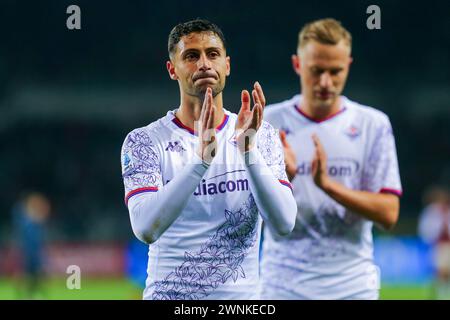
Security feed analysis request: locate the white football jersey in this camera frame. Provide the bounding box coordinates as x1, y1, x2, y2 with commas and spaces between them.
261, 94, 402, 300
121, 108, 290, 300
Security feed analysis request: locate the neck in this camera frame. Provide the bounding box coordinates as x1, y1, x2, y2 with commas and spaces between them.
176, 91, 225, 129
300, 95, 342, 121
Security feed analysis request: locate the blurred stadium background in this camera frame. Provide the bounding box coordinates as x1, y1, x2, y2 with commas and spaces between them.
0, 0, 449, 299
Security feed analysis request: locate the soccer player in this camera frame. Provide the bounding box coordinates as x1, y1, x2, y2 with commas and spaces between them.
12, 192, 51, 299
418, 186, 450, 299
120, 19, 296, 300
260, 18, 402, 300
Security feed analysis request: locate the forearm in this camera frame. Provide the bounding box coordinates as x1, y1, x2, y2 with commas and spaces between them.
127, 157, 209, 244
321, 179, 400, 230
242, 148, 297, 236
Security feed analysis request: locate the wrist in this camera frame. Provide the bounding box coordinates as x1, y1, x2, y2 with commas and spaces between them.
286, 165, 297, 180
241, 143, 254, 154
319, 177, 334, 194
194, 150, 211, 168
242, 147, 261, 166
235, 129, 257, 154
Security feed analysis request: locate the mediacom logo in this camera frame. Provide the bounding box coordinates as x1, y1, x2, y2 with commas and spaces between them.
297, 158, 360, 177
165, 171, 249, 196
194, 178, 249, 196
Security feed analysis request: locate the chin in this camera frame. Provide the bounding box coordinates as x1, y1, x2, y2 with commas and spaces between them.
193, 85, 210, 95
191, 85, 219, 98
207, 84, 225, 97
314, 99, 333, 109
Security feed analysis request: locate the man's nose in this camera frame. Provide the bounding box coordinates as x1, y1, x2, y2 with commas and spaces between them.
319, 72, 333, 88
198, 53, 212, 71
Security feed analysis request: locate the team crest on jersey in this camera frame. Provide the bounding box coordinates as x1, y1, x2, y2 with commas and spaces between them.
165, 141, 186, 153
280, 127, 291, 135
345, 125, 361, 139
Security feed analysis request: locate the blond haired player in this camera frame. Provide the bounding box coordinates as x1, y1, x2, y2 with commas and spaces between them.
260, 18, 402, 300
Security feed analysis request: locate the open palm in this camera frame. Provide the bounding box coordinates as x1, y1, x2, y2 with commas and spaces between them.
235, 82, 266, 152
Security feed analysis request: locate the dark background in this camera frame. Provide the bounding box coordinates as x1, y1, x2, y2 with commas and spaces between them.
0, 0, 449, 242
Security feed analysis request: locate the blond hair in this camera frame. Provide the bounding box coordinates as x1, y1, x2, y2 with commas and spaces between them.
298, 18, 352, 51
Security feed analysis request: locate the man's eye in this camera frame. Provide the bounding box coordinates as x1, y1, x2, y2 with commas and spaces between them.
185, 53, 198, 60
209, 52, 219, 58
331, 69, 342, 76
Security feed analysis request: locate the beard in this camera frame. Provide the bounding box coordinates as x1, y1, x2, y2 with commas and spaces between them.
187, 79, 226, 99
310, 88, 341, 109
314, 96, 336, 109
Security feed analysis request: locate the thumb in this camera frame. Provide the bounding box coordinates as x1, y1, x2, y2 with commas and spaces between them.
312, 147, 320, 167
311, 154, 318, 173
280, 130, 289, 148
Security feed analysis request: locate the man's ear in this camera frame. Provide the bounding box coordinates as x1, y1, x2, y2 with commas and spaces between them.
166, 60, 178, 80
225, 56, 231, 76
291, 54, 301, 76
349, 56, 353, 66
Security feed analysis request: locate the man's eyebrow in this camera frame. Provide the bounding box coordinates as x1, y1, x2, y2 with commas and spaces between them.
205, 46, 223, 51
180, 47, 224, 58
182, 46, 223, 53
181, 48, 200, 54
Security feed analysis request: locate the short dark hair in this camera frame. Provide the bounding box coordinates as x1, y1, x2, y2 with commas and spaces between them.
168, 19, 227, 57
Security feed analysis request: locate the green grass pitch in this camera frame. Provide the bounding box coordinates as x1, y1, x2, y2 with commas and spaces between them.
0, 277, 434, 300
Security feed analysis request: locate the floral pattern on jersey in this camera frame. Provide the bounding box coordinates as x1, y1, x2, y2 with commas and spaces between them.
257, 122, 288, 181
285, 202, 363, 260
152, 194, 259, 300
121, 128, 162, 193
361, 120, 400, 193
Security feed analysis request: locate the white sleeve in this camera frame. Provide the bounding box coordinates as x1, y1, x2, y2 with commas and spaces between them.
241, 124, 297, 236
362, 116, 402, 196
121, 128, 208, 244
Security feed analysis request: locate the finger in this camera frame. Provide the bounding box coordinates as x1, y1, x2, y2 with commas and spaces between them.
314, 145, 326, 174
312, 134, 326, 158
207, 105, 216, 130
254, 81, 266, 108
209, 107, 216, 145
201, 103, 209, 134
258, 103, 263, 127
207, 87, 213, 109
313, 145, 323, 166
280, 130, 288, 147
200, 87, 211, 129
311, 141, 319, 159
207, 90, 215, 127
252, 89, 260, 109
312, 133, 323, 148
251, 103, 260, 129
311, 154, 318, 172
252, 90, 264, 127
312, 133, 319, 147
200, 106, 207, 133
241, 90, 251, 113
312, 134, 321, 153
201, 87, 211, 112
203, 106, 214, 142
315, 148, 322, 166
206, 93, 214, 130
